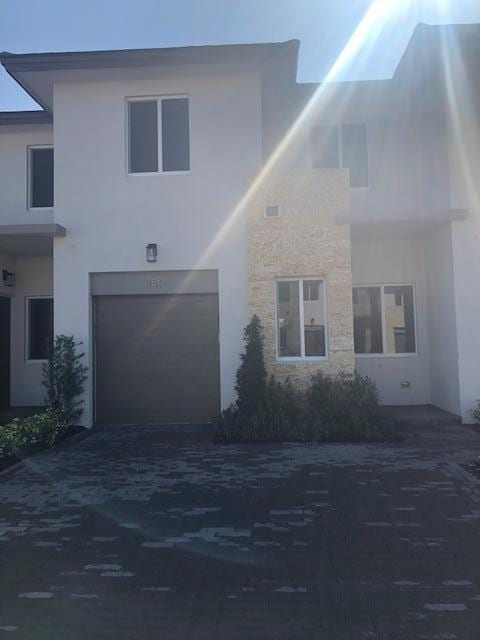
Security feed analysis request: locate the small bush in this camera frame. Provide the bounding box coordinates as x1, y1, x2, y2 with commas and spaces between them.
472, 401, 480, 424
214, 318, 400, 444
43, 335, 88, 425
0, 410, 67, 466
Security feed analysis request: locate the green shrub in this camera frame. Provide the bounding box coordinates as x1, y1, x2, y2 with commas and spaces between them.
235, 315, 267, 416
42, 335, 88, 425
0, 410, 67, 464
214, 318, 399, 444
306, 372, 392, 442
472, 401, 480, 424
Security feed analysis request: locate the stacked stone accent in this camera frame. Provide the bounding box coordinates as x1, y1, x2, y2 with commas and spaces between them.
247, 169, 354, 387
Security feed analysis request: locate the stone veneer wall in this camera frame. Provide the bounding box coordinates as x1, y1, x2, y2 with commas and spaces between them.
247, 170, 354, 387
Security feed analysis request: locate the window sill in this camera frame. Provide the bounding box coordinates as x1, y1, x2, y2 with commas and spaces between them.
277, 356, 329, 363
26, 359, 48, 365
355, 353, 418, 359
28, 206, 54, 211
127, 171, 191, 177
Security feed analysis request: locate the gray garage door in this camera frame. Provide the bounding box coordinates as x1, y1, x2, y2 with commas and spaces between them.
94, 293, 220, 425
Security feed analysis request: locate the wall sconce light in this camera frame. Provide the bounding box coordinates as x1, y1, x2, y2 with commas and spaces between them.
2, 270, 15, 287
146, 243, 158, 263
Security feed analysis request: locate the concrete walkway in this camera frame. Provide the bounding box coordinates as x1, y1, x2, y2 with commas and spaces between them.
0, 423, 479, 639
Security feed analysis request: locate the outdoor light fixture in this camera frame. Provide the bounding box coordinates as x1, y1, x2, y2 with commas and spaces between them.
146, 243, 158, 263
2, 270, 15, 287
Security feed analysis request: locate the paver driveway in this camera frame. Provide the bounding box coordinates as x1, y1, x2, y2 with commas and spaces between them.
1, 424, 480, 639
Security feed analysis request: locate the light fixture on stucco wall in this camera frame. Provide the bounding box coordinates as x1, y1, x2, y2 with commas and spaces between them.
146, 243, 158, 263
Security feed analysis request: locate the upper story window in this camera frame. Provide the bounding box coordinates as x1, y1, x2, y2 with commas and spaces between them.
127, 97, 190, 174
29, 146, 54, 208
311, 122, 369, 188
352, 284, 416, 356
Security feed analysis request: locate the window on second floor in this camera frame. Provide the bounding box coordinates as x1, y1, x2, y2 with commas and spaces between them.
311, 122, 369, 188
127, 97, 190, 174
29, 146, 54, 208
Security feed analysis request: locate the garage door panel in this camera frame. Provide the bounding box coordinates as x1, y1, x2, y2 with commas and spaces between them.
94, 293, 220, 425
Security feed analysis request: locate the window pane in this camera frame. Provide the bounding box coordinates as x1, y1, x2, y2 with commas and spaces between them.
28, 299, 53, 360
277, 281, 301, 357
162, 98, 190, 172
129, 100, 158, 173
353, 287, 383, 354
311, 124, 340, 169
304, 280, 326, 356
341, 123, 369, 188
31, 148, 54, 208
384, 286, 416, 353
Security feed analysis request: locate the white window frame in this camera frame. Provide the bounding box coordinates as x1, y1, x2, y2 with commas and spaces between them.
25, 295, 53, 364
353, 283, 418, 359
27, 145, 54, 210
275, 277, 329, 362
126, 95, 191, 176
311, 121, 370, 190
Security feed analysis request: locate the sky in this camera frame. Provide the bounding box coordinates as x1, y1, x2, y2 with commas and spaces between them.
1, 0, 480, 111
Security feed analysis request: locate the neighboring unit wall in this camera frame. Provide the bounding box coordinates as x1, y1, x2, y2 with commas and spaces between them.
0, 125, 53, 224
247, 170, 354, 386
10, 257, 53, 406
52, 70, 263, 426
352, 237, 430, 405
425, 223, 460, 416
448, 108, 480, 422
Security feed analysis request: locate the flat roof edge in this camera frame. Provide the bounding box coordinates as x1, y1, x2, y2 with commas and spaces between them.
0, 110, 52, 126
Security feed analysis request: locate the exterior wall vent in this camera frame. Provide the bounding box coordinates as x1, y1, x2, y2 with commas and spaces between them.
265, 205, 280, 218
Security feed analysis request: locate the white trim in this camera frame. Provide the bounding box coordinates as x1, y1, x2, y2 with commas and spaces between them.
353, 283, 418, 358
126, 95, 191, 176
27, 145, 54, 210
25, 295, 53, 364
275, 277, 329, 363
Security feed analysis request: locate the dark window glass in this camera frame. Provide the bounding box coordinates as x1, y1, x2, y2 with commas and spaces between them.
277, 281, 301, 357
353, 287, 383, 354
30, 148, 54, 208
311, 124, 340, 169
162, 98, 190, 172
341, 122, 369, 188
129, 101, 158, 173
303, 280, 325, 357
384, 285, 416, 353
28, 298, 53, 360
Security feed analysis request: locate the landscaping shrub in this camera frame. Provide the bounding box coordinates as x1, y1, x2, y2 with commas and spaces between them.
235, 315, 267, 416
43, 335, 88, 425
214, 318, 400, 444
0, 410, 67, 467
472, 401, 480, 424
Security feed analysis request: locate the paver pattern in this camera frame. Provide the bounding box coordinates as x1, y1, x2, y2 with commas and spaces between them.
0, 423, 480, 639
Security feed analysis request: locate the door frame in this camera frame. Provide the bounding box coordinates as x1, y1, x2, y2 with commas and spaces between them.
0, 296, 12, 409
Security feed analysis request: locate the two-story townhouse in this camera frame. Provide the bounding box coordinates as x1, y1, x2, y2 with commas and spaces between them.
0, 23, 478, 427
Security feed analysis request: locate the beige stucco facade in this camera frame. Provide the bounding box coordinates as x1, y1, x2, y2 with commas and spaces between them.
247, 169, 354, 387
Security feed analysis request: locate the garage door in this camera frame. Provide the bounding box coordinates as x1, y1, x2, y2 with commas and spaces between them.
94, 293, 220, 425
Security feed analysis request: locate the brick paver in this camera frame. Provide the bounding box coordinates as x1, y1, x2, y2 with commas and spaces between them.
0, 424, 479, 639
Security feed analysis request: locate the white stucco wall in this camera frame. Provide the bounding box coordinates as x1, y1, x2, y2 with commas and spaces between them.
10, 256, 53, 406
424, 223, 461, 416
352, 237, 431, 405
52, 69, 263, 426
0, 125, 53, 224
446, 70, 480, 423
